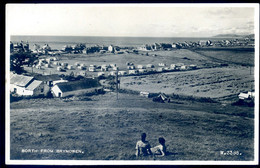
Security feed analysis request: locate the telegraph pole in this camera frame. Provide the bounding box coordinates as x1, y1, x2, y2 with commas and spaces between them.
119, 76, 120, 89
116, 69, 119, 100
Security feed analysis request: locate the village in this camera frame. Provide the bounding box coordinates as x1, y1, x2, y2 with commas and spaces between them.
9, 37, 255, 105
7, 5, 257, 162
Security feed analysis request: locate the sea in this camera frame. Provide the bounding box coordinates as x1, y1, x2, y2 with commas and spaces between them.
10, 35, 234, 50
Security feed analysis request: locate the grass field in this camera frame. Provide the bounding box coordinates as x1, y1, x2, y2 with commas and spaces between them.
10, 92, 254, 160
191, 49, 255, 66
120, 66, 254, 99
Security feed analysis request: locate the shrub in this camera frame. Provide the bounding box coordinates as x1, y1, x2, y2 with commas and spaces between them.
232, 99, 254, 107
171, 93, 217, 103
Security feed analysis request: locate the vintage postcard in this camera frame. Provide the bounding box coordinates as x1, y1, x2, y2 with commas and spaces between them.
5, 3, 259, 165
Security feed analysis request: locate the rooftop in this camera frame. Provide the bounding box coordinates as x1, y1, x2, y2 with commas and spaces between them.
33, 74, 61, 81
26, 80, 42, 91
56, 78, 101, 92
10, 74, 34, 87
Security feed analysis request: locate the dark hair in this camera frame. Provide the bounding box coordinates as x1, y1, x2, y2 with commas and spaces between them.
141, 133, 146, 141
158, 137, 165, 145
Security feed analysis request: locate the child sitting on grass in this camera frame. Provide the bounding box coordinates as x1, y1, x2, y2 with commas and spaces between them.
151, 137, 167, 157
135, 133, 152, 157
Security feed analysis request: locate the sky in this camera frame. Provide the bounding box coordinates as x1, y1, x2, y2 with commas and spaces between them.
6, 4, 257, 37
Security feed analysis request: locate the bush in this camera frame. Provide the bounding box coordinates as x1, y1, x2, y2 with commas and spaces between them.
232, 99, 254, 107
10, 94, 23, 102
46, 91, 54, 98
171, 93, 217, 103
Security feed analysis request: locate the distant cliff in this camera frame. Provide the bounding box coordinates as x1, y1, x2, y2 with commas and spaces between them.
213, 34, 254, 38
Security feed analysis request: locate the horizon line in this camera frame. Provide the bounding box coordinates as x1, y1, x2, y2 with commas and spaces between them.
10, 34, 254, 38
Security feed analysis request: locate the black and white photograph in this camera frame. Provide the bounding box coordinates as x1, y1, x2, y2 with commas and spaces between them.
5, 3, 259, 165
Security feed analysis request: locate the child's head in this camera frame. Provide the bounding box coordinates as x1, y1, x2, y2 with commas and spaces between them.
141, 133, 146, 141
158, 137, 165, 145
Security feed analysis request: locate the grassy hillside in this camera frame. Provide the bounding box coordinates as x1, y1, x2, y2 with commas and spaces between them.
10, 92, 254, 160
120, 66, 254, 99
191, 49, 255, 66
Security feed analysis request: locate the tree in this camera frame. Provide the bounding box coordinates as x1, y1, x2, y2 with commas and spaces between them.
74, 43, 86, 51
10, 52, 36, 74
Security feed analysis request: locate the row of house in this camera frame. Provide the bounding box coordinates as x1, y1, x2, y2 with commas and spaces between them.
34, 57, 59, 69
127, 62, 196, 71
11, 35, 255, 55
137, 37, 255, 51
10, 73, 102, 98
95, 63, 196, 77
60, 44, 121, 54
138, 41, 212, 50
138, 43, 173, 51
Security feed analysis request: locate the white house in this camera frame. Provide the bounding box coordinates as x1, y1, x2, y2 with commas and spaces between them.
138, 69, 147, 73
238, 92, 255, 100
146, 64, 154, 68
170, 64, 176, 70
98, 72, 105, 77
67, 65, 74, 70
45, 64, 51, 68
118, 71, 127, 76
137, 65, 145, 69
79, 71, 87, 77
129, 70, 138, 75
10, 74, 33, 95
36, 65, 42, 69
108, 45, 115, 52
10, 74, 47, 96
113, 67, 119, 71
158, 63, 166, 67
127, 65, 135, 70
172, 43, 178, 48
140, 91, 150, 98
61, 62, 68, 66
180, 65, 187, 70
189, 64, 197, 70
157, 67, 164, 72
89, 66, 96, 72
23, 80, 45, 96
108, 45, 120, 53
53, 61, 59, 65
78, 66, 86, 70
80, 63, 85, 67
51, 79, 102, 97
164, 67, 170, 71
109, 71, 117, 76
110, 64, 116, 68
57, 66, 63, 71
176, 63, 184, 67
52, 57, 58, 61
